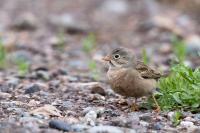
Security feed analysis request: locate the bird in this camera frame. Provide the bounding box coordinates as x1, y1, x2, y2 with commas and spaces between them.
102, 47, 161, 112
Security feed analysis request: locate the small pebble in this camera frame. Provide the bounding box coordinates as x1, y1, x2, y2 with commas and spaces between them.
84, 110, 97, 126
91, 86, 106, 96
6, 78, 19, 89
184, 116, 196, 122
35, 70, 50, 80
167, 112, 175, 121
139, 113, 152, 122
153, 122, 163, 130
24, 84, 41, 94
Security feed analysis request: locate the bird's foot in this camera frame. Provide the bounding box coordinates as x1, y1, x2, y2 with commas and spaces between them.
153, 106, 161, 113
152, 95, 161, 113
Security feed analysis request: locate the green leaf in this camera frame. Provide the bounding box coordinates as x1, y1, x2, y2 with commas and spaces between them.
142, 48, 148, 65
172, 93, 182, 104
172, 111, 181, 126
155, 64, 200, 111
82, 33, 96, 53
0, 38, 7, 69
171, 35, 186, 63
192, 103, 199, 108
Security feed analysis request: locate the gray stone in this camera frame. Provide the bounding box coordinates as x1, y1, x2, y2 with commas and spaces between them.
20, 112, 30, 117
152, 122, 163, 130
83, 107, 105, 116
49, 119, 72, 132
61, 101, 74, 109
35, 70, 50, 80
24, 84, 41, 94
6, 77, 19, 89
0, 84, 10, 93
111, 113, 140, 128
139, 113, 152, 122
67, 76, 79, 82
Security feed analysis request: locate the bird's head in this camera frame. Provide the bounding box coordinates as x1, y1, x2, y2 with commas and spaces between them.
102, 47, 136, 69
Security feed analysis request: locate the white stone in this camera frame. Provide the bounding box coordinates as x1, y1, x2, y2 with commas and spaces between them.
167, 111, 175, 121
180, 121, 195, 128
84, 110, 97, 126
140, 121, 149, 127
101, 0, 128, 14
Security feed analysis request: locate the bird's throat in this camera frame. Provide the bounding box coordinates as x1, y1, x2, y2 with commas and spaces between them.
109, 61, 114, 67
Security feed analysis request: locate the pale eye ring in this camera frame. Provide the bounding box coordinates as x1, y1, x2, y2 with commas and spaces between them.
114, 54, 120, 59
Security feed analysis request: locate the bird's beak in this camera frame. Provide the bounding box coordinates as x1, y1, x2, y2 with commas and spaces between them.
102, 55, 112, 61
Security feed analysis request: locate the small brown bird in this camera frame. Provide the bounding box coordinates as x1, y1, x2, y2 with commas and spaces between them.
102, 47, 161, 112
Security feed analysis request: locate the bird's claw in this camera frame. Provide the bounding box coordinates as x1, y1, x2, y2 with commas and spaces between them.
153, 106, 161, 113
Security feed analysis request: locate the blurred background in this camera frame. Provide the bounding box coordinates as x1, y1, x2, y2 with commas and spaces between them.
0, 0, 199, 81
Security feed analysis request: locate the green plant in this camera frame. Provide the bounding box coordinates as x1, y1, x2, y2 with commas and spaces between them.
0, 38, 6, 69
156, 64, 200, 111
56, 32, 65, 51
172, 111, 182, 126
15, 59, 29, 76
88, 59, 100, 80
142, 48, 148, 65
82, 33, 99, 80
171, 35, 186, 63
82, 33, 96, 53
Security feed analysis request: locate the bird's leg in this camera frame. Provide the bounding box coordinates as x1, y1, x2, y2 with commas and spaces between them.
152, 95, 160, 112
131, 98, 139, 111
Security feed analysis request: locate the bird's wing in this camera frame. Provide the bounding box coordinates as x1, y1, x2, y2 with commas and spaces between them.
135, 61, 162, 79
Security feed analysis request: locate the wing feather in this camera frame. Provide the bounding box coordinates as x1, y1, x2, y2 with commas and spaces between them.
135, 61, 161, 79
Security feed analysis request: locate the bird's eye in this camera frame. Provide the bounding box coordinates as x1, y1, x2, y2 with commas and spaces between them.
114, 54, 120, 59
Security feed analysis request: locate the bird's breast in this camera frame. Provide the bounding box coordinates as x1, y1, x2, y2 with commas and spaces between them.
107, 67, 155, 98
107, 68, 127, 83
107, 68, 129, 95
